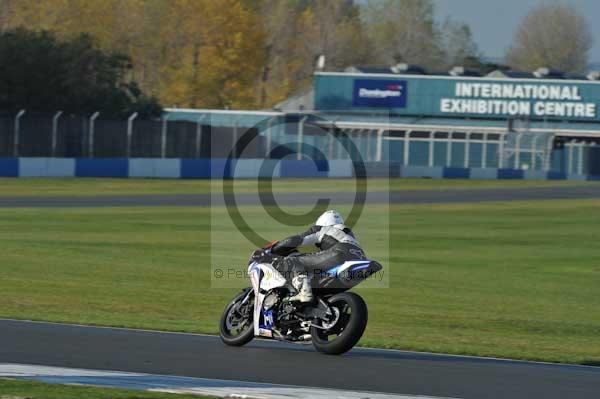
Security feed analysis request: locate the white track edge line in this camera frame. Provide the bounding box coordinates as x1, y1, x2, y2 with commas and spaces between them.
0, 363, 455, 399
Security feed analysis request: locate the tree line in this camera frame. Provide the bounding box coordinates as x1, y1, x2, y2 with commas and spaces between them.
0, 0, 593, 114
0, 29, 162, 117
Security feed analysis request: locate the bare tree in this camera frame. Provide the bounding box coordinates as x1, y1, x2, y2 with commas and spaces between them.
297, 0, 370, 73
256, 0, 371, 106
439, 17, 480, 69
506, 3, 592, 74
258, 0, 305, 106
363, 0, 443, 69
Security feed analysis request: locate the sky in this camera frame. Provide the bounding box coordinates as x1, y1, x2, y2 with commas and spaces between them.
434, 0, 600, 65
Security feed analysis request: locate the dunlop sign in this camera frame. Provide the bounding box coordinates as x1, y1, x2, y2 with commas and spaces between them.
440, 82, 597, 118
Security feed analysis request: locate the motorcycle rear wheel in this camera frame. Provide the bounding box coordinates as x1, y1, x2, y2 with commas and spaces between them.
220, 289, 255, 347
310, 292, 368, 355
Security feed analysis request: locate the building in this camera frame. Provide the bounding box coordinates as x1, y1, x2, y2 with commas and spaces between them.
167, 66, 600, 179
5, 66, 600, 179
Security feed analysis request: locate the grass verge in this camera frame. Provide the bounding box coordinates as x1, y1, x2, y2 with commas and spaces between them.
0, 177, 592, 197
0, 378, 214, 399
0, 200, 599, 364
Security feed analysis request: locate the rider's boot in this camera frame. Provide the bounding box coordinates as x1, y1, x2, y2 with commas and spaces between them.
289, 274, 314, 303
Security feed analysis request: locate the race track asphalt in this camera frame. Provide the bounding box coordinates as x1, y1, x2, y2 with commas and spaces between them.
1, 184, 600, 207
1, 319, 599, 399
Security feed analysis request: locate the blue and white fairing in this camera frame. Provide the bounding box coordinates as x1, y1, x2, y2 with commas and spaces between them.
248, 257, 380, 338
248, 259, 287, 338
325, 260, 373, 277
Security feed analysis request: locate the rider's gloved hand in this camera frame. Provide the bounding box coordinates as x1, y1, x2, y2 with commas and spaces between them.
251, 249, 274, 264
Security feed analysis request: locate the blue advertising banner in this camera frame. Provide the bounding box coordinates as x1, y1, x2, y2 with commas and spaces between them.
352, 79, 408, 108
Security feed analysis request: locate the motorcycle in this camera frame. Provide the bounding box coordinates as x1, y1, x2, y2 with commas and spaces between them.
219, 243, 383, 355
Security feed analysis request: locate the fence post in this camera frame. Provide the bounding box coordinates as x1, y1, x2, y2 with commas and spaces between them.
195, 115, 206, 158
161, 114, 170, 158
360, 129, 368, 161
13, 109, 26, 157
531, 134, 540, 170
89, 112, 100, 158
265, 117, 274, 159
337, 129, 345, 160
544, 136, 553, 172
577, 142, 584, 175
328, 128, 335, 160
514, 133, 522, 169
428, 131, 435, 167
354, 129, 363, 161
567, 141, 574, 175
464, 132, 471, 168
353, 129, 360, 161
52, 111, 63, 157
446, 132, 453, 167
296, 116, 308, 161
403, 130, 412, 166
233, 117, 240, 159
126, 112, 138, 158
498, 133, 505, 169
376, 129, 383, 162
347, 130, 355, 161
365, 130, 373, 162
481, 133, 488, 168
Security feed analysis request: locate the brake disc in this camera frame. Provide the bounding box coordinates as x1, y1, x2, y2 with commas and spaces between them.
320, 307, 340, 330
226, 304, 246, 330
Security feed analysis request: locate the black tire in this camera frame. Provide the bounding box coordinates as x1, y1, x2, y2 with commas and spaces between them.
311, 292, 368, 355
219, 289, 255, 347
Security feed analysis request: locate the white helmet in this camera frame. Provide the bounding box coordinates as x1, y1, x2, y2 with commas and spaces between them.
315, 210, 344, 227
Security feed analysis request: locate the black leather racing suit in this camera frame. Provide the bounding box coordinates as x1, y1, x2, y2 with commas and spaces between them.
271, 224, 366, 279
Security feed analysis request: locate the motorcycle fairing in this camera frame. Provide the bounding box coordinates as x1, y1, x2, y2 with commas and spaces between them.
248, 261, 287, 337
247, 258, 382, 339
325, 260, 373, 277
320, 259, 383, 289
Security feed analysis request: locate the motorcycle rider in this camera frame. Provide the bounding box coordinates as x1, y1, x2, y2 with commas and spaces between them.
267, 210, 366, 303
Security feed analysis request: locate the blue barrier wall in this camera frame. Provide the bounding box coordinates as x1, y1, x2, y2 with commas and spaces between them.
2, 157, 600, 180
129, 159, 180, 178
0, 158, 19, 177
76, 158, 129, 178
280, 159, 329, 178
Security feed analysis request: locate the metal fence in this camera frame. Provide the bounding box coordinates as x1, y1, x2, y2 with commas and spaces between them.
0, 110, 265, 159
310, 120, 599, 175
1, 109, 598, 176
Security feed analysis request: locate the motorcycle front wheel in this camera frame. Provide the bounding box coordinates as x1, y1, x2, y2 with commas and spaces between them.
311, 292, 368, 355
219, 289, 255, 346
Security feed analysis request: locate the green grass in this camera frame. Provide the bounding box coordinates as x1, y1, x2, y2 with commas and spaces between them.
0, 177, 592, 197
0, 378, 214, 399
1, 199, 599, 364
